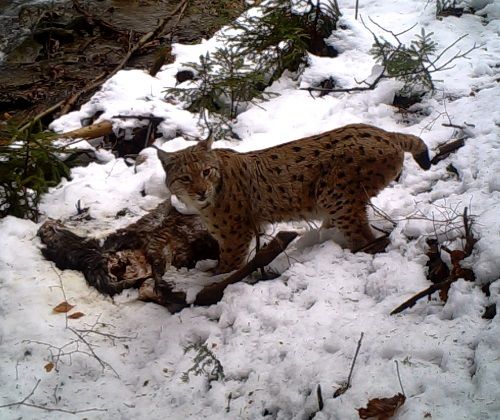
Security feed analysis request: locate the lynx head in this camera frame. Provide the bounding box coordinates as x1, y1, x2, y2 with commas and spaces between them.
156, 137, 221, 210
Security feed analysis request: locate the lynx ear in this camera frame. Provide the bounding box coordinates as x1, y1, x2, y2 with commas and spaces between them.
198, 129, 214, 151
153, 146, 173, 170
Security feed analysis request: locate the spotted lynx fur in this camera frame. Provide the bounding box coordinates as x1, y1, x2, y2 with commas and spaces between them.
157, 123, 431, 273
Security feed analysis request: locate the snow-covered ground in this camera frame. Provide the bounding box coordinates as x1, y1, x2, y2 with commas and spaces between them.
1, 0, 499, 418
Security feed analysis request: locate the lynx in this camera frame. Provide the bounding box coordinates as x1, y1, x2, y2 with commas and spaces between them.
157, 123, 431, 273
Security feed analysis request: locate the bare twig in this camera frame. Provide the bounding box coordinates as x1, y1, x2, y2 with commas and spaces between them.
67, 327, 120, 378
60, 72, 107, 116
395, 361, 405, 396
74, 327, 137, 343
427, 35, 476, 72
60, 0, 190, 115
392, 206, 477, 315
368, 17, 418, 38
442, 123, 465, 129
0, 379, 107, 414
390, 278, 455, 315
52, 383, 60, 405
367, 200, 477, 244
17, 100, 66, 133
301, 69, 385, 94
50, 264, 69, 328
113, 115, 164, 123
254, 231, 268, 279
347, 332, 364, 387
24, 310, 132, 377
333, 332, 364, 398
0, 379, 41, 409
462, 206, 476, 254
317, 384, 324, 410
306, 383, 324, 419
301, 19, 479, 96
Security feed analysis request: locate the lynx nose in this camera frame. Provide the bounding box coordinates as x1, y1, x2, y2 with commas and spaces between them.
197, 191, 207, 201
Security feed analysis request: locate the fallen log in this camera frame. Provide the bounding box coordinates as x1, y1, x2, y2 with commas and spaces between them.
193, 231, 298, 306
60, 120, 113, 140
430, 138, 465, 165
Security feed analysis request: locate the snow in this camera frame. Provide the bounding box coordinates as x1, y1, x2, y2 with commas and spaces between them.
1, 0, 499, 419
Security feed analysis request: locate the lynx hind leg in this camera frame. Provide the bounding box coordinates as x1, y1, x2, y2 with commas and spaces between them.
214, 228, 253, 274
319, 191, 378, 252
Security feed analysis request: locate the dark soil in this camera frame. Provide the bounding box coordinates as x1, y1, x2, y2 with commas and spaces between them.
0, 0, 245, 126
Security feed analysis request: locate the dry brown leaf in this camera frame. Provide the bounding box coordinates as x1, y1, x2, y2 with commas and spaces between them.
68, 311, 85, 319
52, 301, 74, 313
44, 362, 54, 372
358, 393, 406, 419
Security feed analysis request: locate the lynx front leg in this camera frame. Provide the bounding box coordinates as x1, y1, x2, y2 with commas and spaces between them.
214, 228, 253, 274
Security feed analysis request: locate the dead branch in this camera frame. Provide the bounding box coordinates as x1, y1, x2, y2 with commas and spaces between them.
67, 327, 120, 378
390, 278, 455, 315
17, 99, 67, 133
333, 332, 364, 398
0, 379, 107, 414
317, 384, 324, 410
60, 120, 113, 139
462, 207, 477, 255
74, 326, 137, 344
391, 206, 477, 314
193, 231, 298, 306
254, 230, 268, 279
59, 115, 164, 141
24, 309, 131, 377
354, 235, 390, 254
72, 0, 131, 38
430, 138, 466, 164
59, 0, 190, 115
113, 115, 164, 123
301, 69, 385, 94
442, 123, 466, 129
59, 71, 107, 116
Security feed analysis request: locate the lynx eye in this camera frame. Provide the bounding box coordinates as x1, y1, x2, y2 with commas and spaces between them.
202, 168, 212, 178
178, 175, 192, 183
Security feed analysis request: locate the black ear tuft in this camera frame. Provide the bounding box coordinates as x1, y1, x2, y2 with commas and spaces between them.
198, 129, 214, 151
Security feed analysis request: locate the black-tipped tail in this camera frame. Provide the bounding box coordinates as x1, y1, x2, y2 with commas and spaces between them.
392, 132, 432, 171
415, 150, 431, 170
